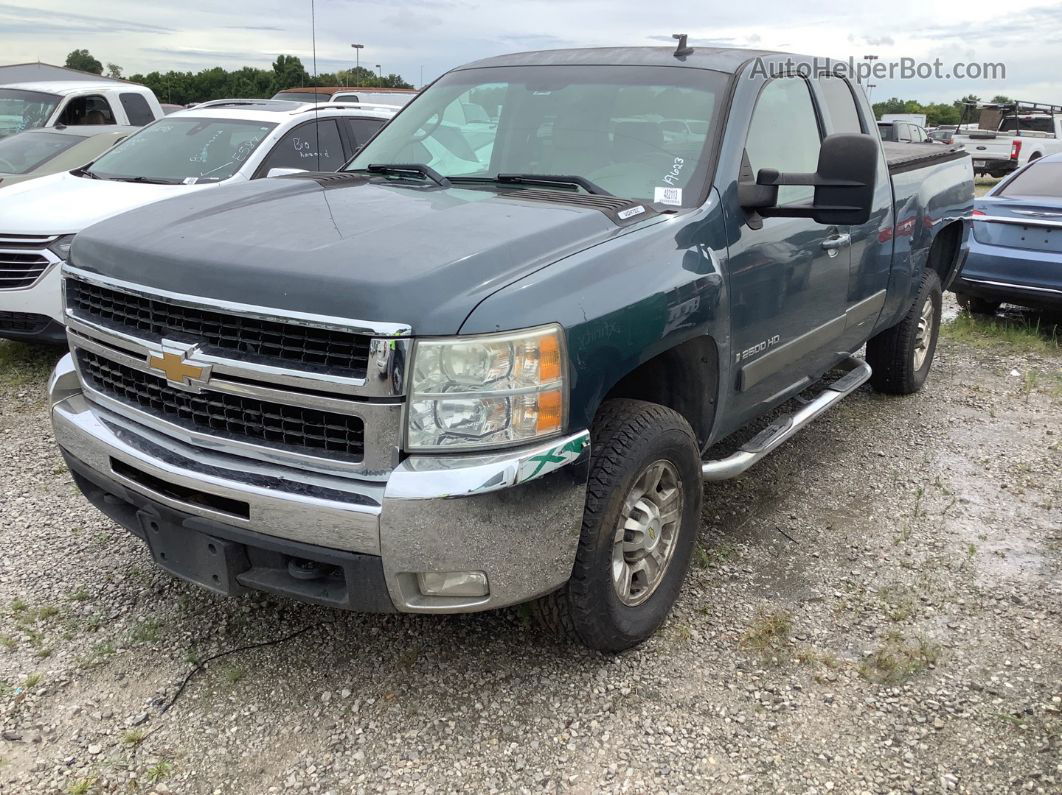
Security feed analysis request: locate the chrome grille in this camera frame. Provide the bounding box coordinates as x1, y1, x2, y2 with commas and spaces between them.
67, 278, 372, 377
0, 234, 57, 290
77, 349, 366, 461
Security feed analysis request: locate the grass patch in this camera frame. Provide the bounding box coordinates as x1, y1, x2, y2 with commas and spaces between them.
77, 641, 116, 670
21, 672, 41, 689
879, 584, 918, 622
859, 630, 941, 684
0, 341, 60, 389
121, 729, 146, 747
693, 540, 738, 570
129, 619, 162, 644
68, 778, 95, 795
740, 607, 793, 662
221, 664, 244, 685
942, 312, 1060, 355
146, 761, 173, 784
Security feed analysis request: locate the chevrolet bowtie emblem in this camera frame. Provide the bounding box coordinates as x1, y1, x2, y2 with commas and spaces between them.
147, 347, 211, 390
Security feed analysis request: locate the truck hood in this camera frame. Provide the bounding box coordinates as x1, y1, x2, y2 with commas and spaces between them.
0, 171, 213, 236
72, 176, 638, 334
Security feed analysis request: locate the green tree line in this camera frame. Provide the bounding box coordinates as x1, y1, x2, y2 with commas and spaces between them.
65, 49, 412, 105
872, 94, 1014, 126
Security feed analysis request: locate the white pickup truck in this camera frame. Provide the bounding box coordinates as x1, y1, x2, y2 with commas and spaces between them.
0, 82, 164, 140
952, 102, 1062, 178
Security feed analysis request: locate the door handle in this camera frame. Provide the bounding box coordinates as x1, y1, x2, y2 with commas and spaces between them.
821, 233, 852, 255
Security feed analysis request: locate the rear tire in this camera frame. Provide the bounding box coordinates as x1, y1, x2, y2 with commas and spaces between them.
956, 293, 1001, 316
866, 269, 942, 395
532, 399, 702, 652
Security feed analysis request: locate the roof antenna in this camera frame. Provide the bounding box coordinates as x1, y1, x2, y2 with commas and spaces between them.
672, 33, 694, 59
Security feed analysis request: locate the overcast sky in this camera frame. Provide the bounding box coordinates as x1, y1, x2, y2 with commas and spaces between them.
2, 0, 1059, 103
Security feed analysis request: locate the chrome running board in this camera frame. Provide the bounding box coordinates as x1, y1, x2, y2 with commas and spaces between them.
702, 356, 872, 481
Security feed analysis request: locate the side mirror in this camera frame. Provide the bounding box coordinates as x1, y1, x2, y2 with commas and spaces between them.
739, 133, 879, 227
266, 167, 308, 178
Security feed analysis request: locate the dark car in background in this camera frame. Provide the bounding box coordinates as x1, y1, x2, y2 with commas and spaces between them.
0, 125, 133, 187
953, 153, 1062, 313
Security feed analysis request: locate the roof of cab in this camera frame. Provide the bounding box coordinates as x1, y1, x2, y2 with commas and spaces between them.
458, 46, 794, 74
1, 81, 151, 96
172, 101, 397, 124
15, 124, 138, 138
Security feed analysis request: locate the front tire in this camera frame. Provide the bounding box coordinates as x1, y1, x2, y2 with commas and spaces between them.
866, 269, 942, 395
533, 400, 702, 652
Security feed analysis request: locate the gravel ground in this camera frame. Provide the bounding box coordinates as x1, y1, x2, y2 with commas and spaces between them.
0, 300, 1059, 794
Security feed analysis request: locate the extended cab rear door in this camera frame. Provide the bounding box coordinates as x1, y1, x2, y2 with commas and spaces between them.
812, 75, 894, 351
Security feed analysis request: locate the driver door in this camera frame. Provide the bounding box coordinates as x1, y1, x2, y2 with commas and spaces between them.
724, 76, 851, 423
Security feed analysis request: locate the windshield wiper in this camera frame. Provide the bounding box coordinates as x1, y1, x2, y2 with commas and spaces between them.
495, 174, 613, 196
364, 163, 451, 187
71, 167, 101, 180
105, 175, 184, 185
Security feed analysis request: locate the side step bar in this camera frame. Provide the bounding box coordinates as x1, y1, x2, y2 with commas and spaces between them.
702, 356, 872, 481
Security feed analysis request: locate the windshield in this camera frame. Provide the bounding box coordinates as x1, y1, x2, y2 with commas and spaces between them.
0, 89, 60, 139
345, 65, 727, 206
0, 131, 84, 174
86, 117, 276, 183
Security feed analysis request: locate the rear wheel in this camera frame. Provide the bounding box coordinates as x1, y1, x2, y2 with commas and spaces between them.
866, 269, 942, 395
533, 399, 702, 652
956, 293, 1001, 316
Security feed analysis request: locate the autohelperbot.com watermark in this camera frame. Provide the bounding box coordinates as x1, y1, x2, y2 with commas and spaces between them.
749, 56, 1006, 81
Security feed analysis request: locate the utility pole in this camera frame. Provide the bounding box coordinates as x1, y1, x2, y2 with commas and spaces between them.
376, 64, 382, 82
351, 43, 363, 85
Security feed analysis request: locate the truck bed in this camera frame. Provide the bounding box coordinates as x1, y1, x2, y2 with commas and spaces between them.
883, 142, 969, 174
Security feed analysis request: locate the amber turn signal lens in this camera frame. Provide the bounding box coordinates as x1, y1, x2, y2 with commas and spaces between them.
536, 389, 563, 433
538, 333, 562, 382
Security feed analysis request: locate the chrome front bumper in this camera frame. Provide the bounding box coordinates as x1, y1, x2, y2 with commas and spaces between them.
49, 354, 590, 613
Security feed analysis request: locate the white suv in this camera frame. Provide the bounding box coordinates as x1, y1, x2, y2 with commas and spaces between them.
0, 100, 395, 343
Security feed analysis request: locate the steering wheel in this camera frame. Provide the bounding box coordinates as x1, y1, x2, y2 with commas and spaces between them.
0, 157, 17, 172
410, 110, 444, 142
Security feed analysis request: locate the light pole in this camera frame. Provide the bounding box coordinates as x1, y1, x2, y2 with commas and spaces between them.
376, 64, 382, 81
351, 43, 363, 85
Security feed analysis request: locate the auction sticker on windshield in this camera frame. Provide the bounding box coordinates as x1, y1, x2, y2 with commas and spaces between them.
655, 186, 682, 205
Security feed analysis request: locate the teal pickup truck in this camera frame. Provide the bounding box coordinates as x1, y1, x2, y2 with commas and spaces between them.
48, 41, 973, 651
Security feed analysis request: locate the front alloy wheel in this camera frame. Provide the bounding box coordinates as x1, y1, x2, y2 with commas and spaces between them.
612, 460, 684, 606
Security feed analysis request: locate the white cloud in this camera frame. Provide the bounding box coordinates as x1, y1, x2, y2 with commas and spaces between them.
0, 0, 1058, 101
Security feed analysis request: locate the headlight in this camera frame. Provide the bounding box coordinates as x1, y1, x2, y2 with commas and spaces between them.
47, 234, 76, 260
406, 324, 566, 451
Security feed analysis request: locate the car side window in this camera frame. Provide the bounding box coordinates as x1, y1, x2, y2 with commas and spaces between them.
119, 93, 154, 126
260, 119, 346, 173
345, 118, 385, 149
58, 95, 116, 126
746, 77, 821, 205
897, 123, 913, 143
914, 126, 928, 142
818, 76, 863, 133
